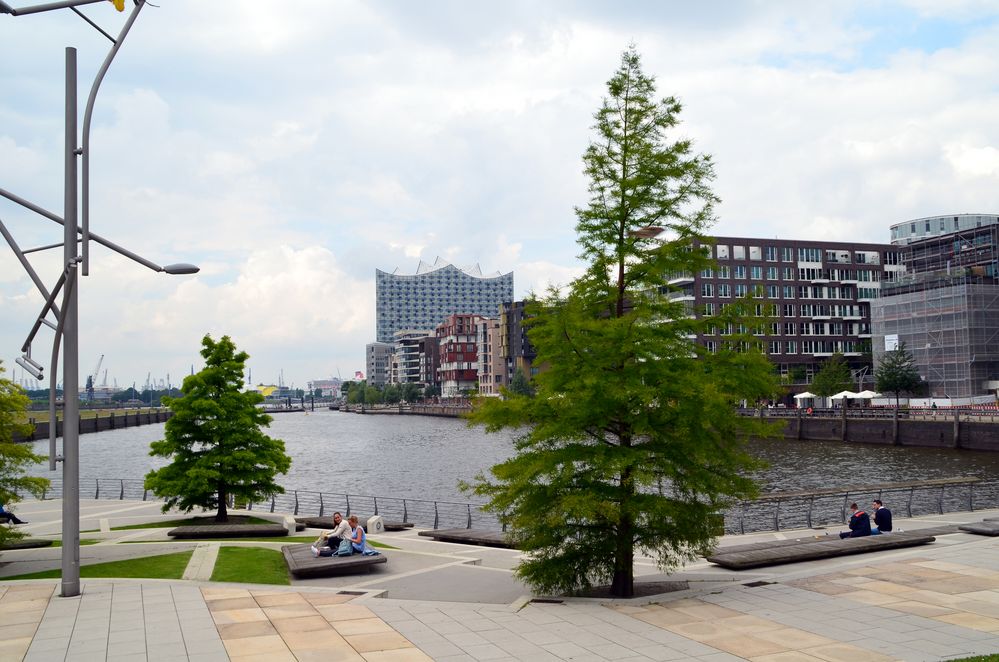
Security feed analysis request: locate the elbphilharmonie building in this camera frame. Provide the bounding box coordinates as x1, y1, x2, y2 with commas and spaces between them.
375, 258, 514, 343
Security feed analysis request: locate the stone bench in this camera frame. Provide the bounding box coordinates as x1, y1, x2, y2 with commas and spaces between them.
417, 528, 516, 549
168, 524, 289, 539
295, 516, 411, 532
706, 531, 936, 570
282, 543, 386, 578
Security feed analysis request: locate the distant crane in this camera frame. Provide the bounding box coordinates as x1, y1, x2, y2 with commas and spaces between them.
85, 354, 103, 401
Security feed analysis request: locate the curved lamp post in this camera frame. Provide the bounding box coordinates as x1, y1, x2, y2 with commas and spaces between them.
0, 0, 197, 598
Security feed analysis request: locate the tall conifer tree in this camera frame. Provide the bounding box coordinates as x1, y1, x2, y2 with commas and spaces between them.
468, 48, 778, 598
145, 335, 291, 522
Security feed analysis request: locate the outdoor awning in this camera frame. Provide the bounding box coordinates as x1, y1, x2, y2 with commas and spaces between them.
829, 390, 860, 400
855, 390, 881, 399
793, 392, 817, 399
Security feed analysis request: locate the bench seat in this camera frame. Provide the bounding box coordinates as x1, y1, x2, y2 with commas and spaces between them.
706, 531, 936, 570
282, 543, 386, 578
959, 521, 999, 536
417, 529, 516, 549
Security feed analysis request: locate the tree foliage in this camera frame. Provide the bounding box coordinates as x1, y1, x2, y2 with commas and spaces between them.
876, 342, 922, 407
810, 353, 853, 399
145, 335, 291, 522
508, 368, 534, 397
0, 361, 49, 546
466, 48, 779, 598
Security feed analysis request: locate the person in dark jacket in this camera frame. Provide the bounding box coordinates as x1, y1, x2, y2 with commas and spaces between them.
871, 500, 893, 534
839, 503, 871, 538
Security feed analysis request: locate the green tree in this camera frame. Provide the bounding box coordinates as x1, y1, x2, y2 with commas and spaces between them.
400, 383, 422, 403
811, 353, 853, 401
364, 385, 383, 404
383, 384, 402, 404
466, 48, 778, 598
423, 384, 440, 399
145, 335, 291, 522
876, 342, 922, 408
0, 361, 50, 546
508, 368, 534, 397
346, 380, 365, 404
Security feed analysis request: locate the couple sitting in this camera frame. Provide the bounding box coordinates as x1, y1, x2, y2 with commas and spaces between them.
311, 512, 378, 557
839, 500, 893, 538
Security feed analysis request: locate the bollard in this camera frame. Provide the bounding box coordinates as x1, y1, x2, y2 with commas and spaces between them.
773, 499, 781, 531
142, 489, 147, 501
907, 487, 914, 518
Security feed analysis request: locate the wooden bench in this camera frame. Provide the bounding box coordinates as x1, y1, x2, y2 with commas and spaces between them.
296, 517, 411, 532
706, 531, 936, 570
282, 543, 386, 578
959, 521, 999, 536
417, 528, 516, 549
168, 524, 289, 539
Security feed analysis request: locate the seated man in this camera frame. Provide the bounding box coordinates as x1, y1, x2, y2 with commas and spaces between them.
312, 511, 351, 557
871, 499, 893, 534
0, 504, 26, 525
839, 502, 871, 539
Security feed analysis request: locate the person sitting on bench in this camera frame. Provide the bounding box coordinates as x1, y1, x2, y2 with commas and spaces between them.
839, 503, 871, 538
348, 515, 366, 554
311, 511, 351, 557
871, 499, 893, 534
0, 504, 26, 525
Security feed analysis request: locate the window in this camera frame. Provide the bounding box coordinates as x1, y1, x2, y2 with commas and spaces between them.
765, 246, 778, 262
703, 303, 715, 315
734, 266, 747, 279
766, 285, 779, 298
769, 341, 781, 354
766, 266, 778, 280
798, 247, 822, 262
783, 322, 796, 335
751, 266, 763, 280
749, 246, 762, 260
783, 285, 795, 299
733, 245, 746, 259
716, 245, 730, 259
700, 283, 714, 297
735, 284, 747, 297
785, 341, 797, 354
783, 267, 794, 280
700, 268, 714, 278
718, 284, 731, 298
717, 265, 730, 279
782, 303, 795, 317
781, 247, 794, 262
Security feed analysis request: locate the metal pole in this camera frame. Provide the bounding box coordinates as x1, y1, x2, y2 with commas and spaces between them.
61, 46, 81, 599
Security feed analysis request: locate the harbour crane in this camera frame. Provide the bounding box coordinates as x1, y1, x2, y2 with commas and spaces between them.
85, 354, 103, 402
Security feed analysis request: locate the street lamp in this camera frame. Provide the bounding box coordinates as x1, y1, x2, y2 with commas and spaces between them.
1, 0, 197, 598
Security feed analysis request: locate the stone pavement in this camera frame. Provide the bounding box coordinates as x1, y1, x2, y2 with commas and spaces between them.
2, 499, 999, 661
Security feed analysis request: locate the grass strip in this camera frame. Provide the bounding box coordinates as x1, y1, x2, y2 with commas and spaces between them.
4, 550, 193, 581
119, 537, 399, 549
210, 547, 289, 585
48, 540, 100, 548
111, 516, 274, 531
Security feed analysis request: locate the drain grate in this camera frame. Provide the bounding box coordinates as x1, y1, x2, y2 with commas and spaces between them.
337, 590, 366, 595
530, 598, 564, 604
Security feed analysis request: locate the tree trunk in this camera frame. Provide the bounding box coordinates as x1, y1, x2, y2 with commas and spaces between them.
216, 484, 228, 522
612, 439, 635, 598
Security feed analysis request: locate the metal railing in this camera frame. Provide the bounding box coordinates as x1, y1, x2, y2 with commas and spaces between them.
28, 475, 999, 536
739, 407, 999, 422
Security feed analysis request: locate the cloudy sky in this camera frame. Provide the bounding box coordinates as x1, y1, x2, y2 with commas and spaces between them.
1, 0, 998, 391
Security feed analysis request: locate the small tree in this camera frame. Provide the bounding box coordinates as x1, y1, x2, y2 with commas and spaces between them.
876, 342, 922, 408
811, 353, 853, 401
400, 383, 422, 403
383, 384, 402, 404
508, 368, 534, 397
145, 335, 291, 522
364, 385, 383, 404
0, 361, 49, 546
466, 48, 778, 598
423, 384, 440, 399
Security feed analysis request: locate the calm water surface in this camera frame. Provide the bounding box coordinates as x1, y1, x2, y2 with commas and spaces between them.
27, 410, 999, 501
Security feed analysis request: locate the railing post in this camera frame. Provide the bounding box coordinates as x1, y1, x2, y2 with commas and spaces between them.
119, 479, 124, 500
907, 487, 914, 518
841, 493, 849, 522
433, 502, 439, 529
345, 495, 351, 518
318, 494, 324, 517
373, 497, 378, 516
294, 491, 299, 516
938, 486, 944, 515
402, 499, 408, 524
467, 504, 472, 529
969, 484, 974, 512
740, 502, 746, 535
95, 479, 100, 499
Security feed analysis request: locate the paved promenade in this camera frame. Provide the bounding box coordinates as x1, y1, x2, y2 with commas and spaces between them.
1, 499, 999, 661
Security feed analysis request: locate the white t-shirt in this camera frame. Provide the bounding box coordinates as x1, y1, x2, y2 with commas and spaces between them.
324, 519, 351, 540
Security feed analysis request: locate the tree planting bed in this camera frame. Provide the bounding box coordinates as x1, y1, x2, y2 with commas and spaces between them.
707, 531, 936, 570
282, 544, 386, 578
169, 524, 289, 539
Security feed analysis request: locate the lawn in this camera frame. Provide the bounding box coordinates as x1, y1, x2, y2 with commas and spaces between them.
48, 539, 100, 548
210, 547, 289, 585
4, 550, 193, 581
111, 515, 274, 531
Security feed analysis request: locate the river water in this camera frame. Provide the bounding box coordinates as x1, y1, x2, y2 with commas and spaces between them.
25, 410, 999, 503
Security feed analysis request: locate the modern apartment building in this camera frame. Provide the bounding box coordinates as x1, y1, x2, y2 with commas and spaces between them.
500, 300, 537, 382
376, 258, 513, 343
676, 237, 903, 394
872, 221, 999, 399
436, 313, 484, 397
476, 318, 505, 396
365, 342, 393, 387
391, 329, 431, 385
418, 336, 440, 391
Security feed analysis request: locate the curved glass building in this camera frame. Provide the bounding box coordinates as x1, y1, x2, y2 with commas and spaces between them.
890, 213, 999, 245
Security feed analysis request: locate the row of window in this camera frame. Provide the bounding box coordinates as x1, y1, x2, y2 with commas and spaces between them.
706, 321, 869, 336
698, 283, 877, 300
704, 340, 864, 355
711, 245, 892, 265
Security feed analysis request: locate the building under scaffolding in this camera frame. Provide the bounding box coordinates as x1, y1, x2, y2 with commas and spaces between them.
872, 223, 999, 399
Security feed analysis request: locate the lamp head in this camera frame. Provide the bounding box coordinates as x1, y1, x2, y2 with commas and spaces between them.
162, 263, 199, 275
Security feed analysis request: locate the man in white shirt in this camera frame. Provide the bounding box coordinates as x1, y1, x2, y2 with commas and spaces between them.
312, 512, 351, 557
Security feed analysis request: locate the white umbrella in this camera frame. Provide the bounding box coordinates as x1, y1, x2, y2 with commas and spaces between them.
829, 390, 859, 400
793, 392, 816, 399
855, 390, 881, 399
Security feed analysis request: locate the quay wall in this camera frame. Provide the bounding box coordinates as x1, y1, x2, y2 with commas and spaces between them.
14, 410, 173, 443
345, 404, 999, 452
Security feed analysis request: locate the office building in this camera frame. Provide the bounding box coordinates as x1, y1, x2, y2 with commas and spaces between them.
890, 213, 999, 246
500, 300, 537, 382
365, 342, 393, 387
477, 317, 504, 396
376, 258, 513, 343
392, 329, 431, 385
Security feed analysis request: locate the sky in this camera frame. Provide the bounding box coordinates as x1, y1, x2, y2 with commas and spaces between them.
1, 0, 998, 391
